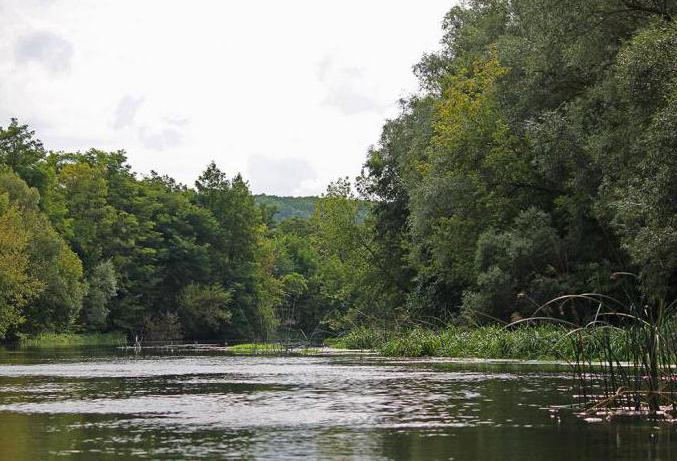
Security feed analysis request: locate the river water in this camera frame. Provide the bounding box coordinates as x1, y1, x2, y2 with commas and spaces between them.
0, 347, 674, 460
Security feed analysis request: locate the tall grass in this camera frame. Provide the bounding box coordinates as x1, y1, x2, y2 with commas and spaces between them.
330, 324, 630, 360
530, 294, 677, 416
330, 326, 393, 350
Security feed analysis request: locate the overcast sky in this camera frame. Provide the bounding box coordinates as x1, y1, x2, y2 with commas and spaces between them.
0, 0, 454, 196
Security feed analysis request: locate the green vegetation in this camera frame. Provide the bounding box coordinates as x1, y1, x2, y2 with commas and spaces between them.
226, 342, 321, 355
306, 1, 677, 341
18, 332, 127, 347
0, 122, 348, 344
557, 294, 677, 414
349, 1, 677, 329
331, 325, 641, 361
0, 126, 284, 343
1, 1, 676, 355
226, 343, 284, 354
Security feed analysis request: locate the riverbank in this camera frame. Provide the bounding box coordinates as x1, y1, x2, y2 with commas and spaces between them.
16, 332, 128, 347
9, 326, 628, 361
328, 325, 631, 360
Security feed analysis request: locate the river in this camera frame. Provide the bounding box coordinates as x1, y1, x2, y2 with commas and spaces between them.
0, 347, 674, 460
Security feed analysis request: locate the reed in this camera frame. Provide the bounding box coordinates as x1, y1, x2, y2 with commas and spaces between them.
513, 288, 677, 418
331, 324, 628, 360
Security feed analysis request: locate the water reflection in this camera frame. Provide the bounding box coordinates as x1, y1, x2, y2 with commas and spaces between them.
0, 348, 674, 460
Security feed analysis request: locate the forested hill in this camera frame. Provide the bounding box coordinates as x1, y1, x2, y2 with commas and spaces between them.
254, 195, 317, 222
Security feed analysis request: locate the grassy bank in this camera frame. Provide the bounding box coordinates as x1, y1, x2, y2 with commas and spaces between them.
226, 343, 285, 354
330, 325, 632, 360
18, 332, 128, 347
226, 343, 322, 355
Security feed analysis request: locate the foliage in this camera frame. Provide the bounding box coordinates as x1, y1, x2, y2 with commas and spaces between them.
330, 326, 393, 350
0, 169, 84, 336
1, 0, 675, 344
225, 342, 322, 355
0, 124, 284, 341
357, 0, 677, 326
0, 190, 43, 337
226, 343, 285, 354
179, 283, 233, 339
81, 260, 117, 330
142, 311, 183, 342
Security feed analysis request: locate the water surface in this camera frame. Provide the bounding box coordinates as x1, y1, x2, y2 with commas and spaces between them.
0, 347, 674, 460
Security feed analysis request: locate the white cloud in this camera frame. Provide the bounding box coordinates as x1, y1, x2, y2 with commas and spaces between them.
138, 126, 183, 151
318, 60, 390, 115
14, 30, 73, 74
112, 95, 144, 130
323, 77, 390, 115
0, 0, 455, 195
246, 155, 317, 196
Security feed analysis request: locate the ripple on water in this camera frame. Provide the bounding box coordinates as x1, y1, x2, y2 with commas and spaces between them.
1, 353, 674, 460
0, 355, 536, 431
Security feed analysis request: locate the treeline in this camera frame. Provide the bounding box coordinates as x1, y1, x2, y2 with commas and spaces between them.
322, 0, 677, 328
2, 1, 676, 341
0, 121, 359, 341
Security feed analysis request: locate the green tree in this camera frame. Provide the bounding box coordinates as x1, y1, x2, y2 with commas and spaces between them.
0, 190, 44, 337
0, 170, 84, 334
195, 162, 277, 338
178, 283, 233, 339
81, 260, 117, 330
0, 119, 47, 190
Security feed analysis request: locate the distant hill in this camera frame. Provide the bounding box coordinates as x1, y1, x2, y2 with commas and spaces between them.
255, 194, 370, 223
255, 195, 318, 222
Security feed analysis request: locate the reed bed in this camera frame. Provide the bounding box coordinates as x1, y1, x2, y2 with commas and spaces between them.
330, 324, 632, 360
548, 295, 677, 418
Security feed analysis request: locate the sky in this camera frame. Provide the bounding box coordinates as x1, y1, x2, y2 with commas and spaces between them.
0, 0, 454, 196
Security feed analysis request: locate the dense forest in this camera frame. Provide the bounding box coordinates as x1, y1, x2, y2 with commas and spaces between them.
1, 0, 675, 343
354, 0, 677, 327
0, 122, 355, 341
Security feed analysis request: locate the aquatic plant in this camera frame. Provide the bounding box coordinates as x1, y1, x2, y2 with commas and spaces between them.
512, 281, 677, 418
331, 324, 631, 360
226, 342, 322, 355
330, 326, 393, 350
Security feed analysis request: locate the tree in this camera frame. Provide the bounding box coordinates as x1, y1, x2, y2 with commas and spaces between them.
358, 0, 676, 325
0, 119, 47, 190
195, 162, 277, 338
0, 170, 84, 335
178, 283, 233, 339
0, 189, 43, 337
82, 260, 117, 329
